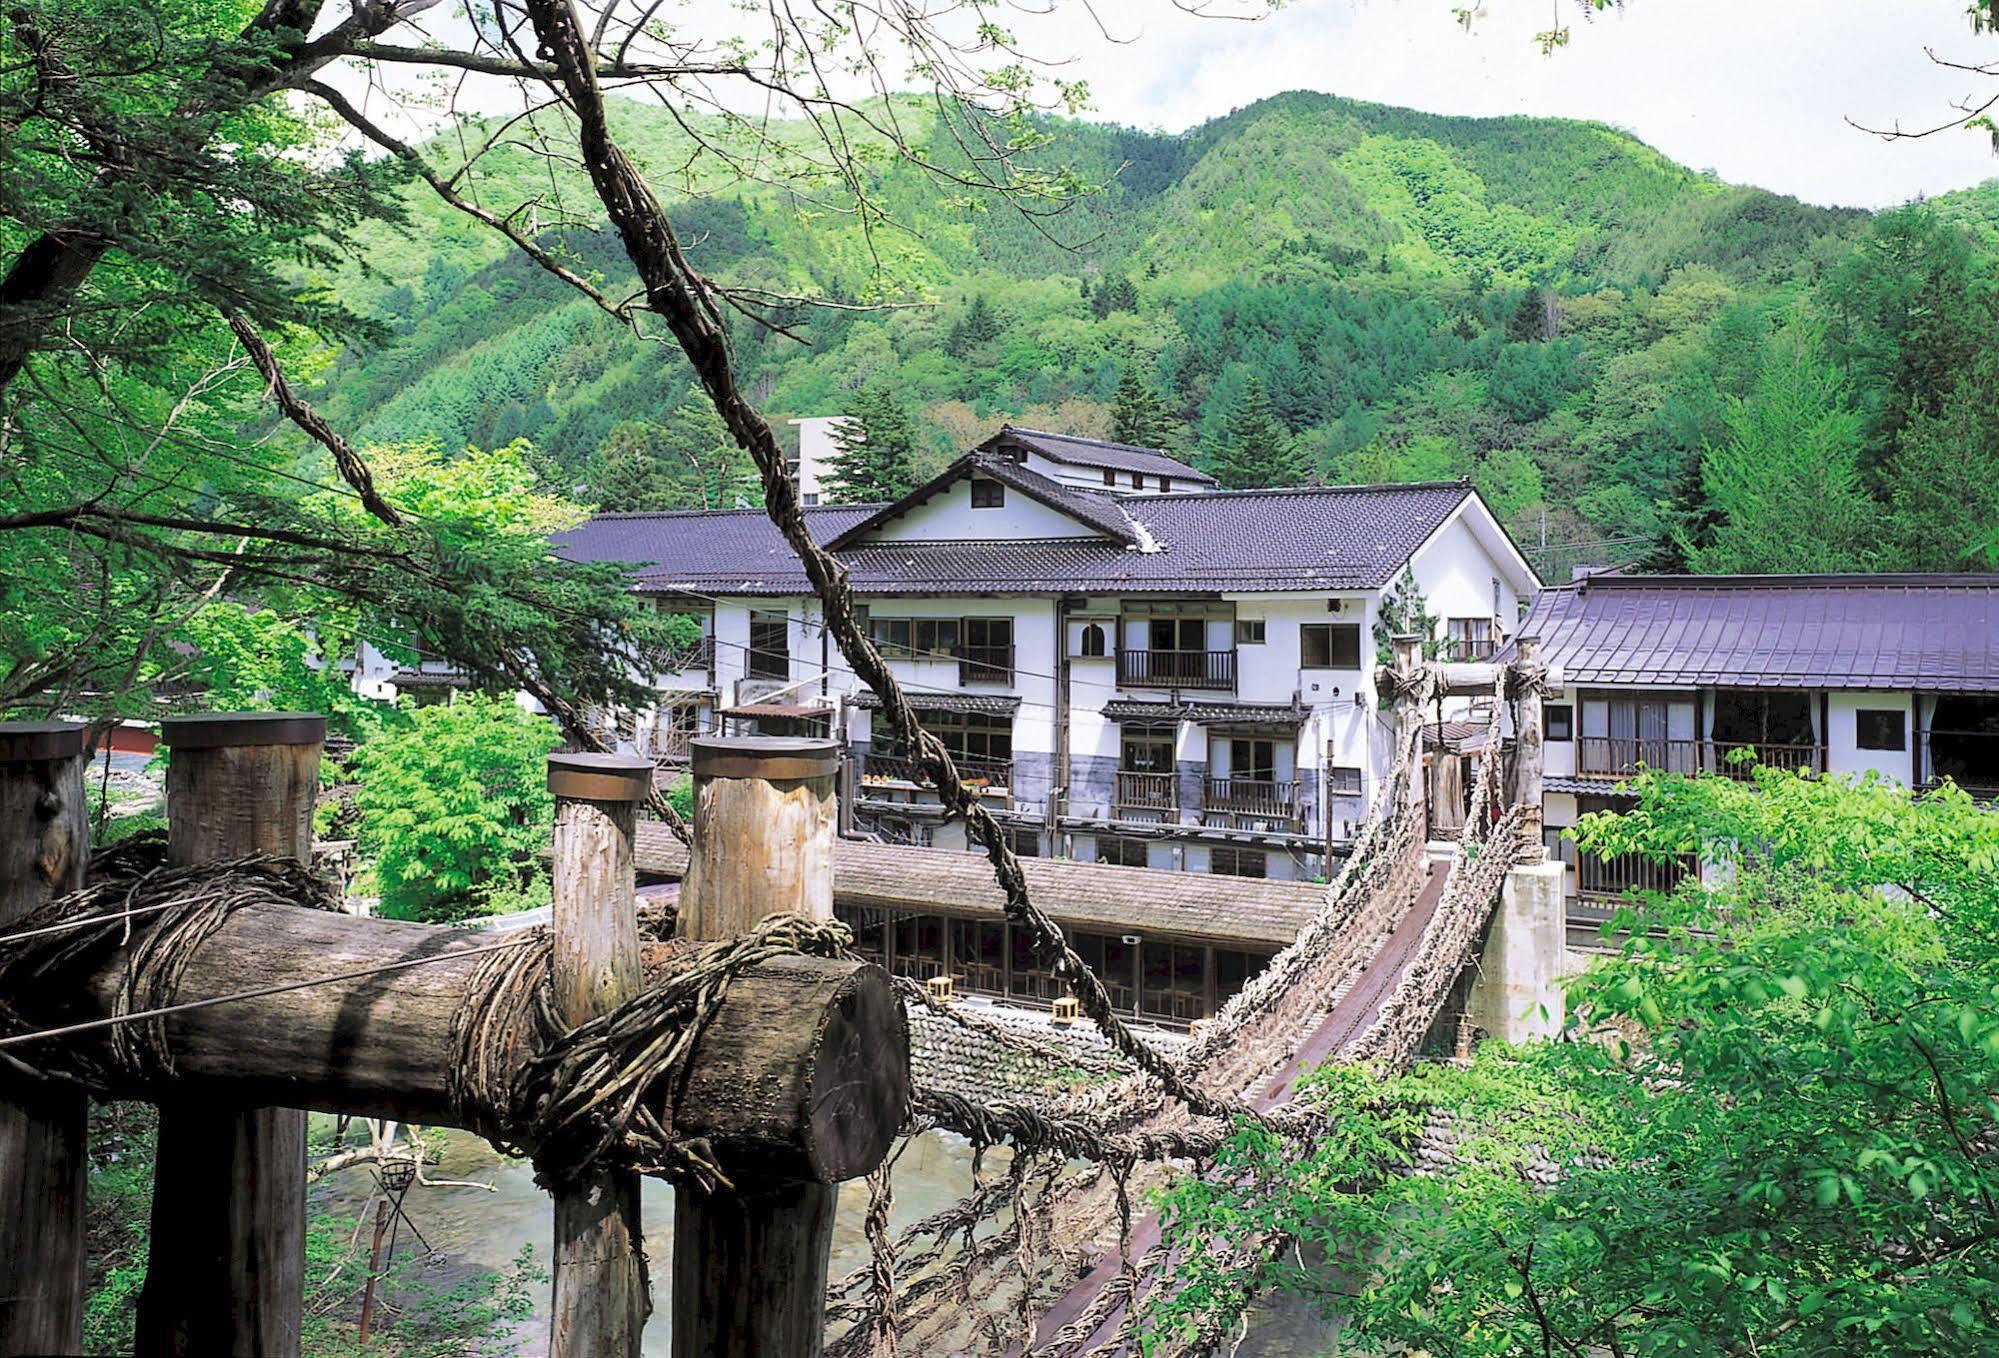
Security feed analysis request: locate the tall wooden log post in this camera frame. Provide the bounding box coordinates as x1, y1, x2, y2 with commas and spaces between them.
1390, 634, 1428, 831
547, 752, 653, 1358
1510, 635, 1546, 862
136, 713, 323, 1358
674, 736, 846, 1358
0, 722, 90, 1356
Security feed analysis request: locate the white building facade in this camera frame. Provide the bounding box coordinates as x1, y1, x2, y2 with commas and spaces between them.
557, 427, 1540, 881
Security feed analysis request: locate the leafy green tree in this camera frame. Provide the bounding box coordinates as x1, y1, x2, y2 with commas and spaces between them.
1686, 320, 1876, 573
1108, 365, 1178, 448
1371, 567, 1438, 663
349, 691, 561, 922
947, 295, 1004, 356
1881, 376, 1999, 570
824, 386, 921, 503
1207, 377, 1304, 489
1158, 768, 1999, 1358
588, 399, 761, 511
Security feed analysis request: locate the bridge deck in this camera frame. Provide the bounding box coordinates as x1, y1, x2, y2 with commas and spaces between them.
1030, 861, 1449, 1350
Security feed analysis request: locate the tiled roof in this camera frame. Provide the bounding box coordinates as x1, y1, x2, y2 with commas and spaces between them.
848, 691, 1021, 714
1101, 699, 1307, 726
630, 822, 1321, 946
557, 478, 1472, 598
825, 454, 1141, 549
986, 426, 1216, 485
1515, 574, 1999, 692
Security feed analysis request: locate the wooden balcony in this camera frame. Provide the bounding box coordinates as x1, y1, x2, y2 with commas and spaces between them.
957, 644, 1014, 686
1204, 777, 1300, 821
1575, 737, 1824, 782
1576, 848, 1695, 902
1117, 648, 1236, 691
1114, 770, 1178, 816
859, 752, 1012, 793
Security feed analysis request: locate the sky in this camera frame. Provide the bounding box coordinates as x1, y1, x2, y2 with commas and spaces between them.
1016, 0, 1999, 208
324, 0, 1999, 210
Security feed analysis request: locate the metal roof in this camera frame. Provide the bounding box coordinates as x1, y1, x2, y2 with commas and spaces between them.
629, 822, 1320, 947
1516, 574, 1999, 692
555, 476, 1472, 598
985, 426, 1216, 485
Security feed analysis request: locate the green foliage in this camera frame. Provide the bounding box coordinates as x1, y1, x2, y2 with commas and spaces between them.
348, 693, 561, 922
825, 385, 921, 503
1106, 364, 1178, 448
1371, 567, 1439, 663
1206, 376, 1303, 488
587, 398, 763, 512
1158, 770, 1999, 1357
1686, 318, 1876, 573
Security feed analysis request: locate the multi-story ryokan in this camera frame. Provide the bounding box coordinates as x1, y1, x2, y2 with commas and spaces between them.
1515, 572, 1999, 940
556, 426, 1541, 882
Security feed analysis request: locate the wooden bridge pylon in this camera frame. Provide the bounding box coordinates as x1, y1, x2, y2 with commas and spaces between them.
0, 719, 908, 1358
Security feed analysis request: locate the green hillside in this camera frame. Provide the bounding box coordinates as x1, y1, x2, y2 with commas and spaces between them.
306, 91, 1999, 574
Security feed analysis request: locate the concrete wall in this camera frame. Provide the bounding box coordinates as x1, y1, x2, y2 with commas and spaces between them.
1827, 690, 1918, 784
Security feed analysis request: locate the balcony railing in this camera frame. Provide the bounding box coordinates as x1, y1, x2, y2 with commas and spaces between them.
1114, 770, 1178, 815
957, 644, 1014, 686
1576, 849, 1695, 902
860, 752, 1012, 791
1575, 737, 1825, 782
1117, 648, 1236, 691
1204, 777, 1300, 820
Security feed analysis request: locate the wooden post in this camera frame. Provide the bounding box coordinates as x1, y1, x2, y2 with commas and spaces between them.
674, 736, 844, 1358
136, 712, 323, 1358
1510, 636, 1546, 861
0, 721, 90, 1356
547, 752, 652, 1358
1389, 634, 1428, 832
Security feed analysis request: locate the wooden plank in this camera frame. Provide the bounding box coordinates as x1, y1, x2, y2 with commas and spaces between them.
547, 753, 651, 1358
136, 713, 321, 1358
0, 722, 90, 1355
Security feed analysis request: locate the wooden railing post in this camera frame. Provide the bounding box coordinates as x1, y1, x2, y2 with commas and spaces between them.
546, 752, 652, 1358
674, 735, 842, 1358
136, 712, 323, 1358
0, 721, 90, 1355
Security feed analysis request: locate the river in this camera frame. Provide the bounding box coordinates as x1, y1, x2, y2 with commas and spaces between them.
309, 1124, 1333, 1356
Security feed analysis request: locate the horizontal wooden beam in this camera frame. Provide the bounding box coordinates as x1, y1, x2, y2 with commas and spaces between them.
7, 901, 905, 1182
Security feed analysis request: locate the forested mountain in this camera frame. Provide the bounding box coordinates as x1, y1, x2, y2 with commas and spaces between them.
311, 90, 1999, 575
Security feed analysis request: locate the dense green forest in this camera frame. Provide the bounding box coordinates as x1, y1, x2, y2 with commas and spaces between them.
311, 90, 1999, 575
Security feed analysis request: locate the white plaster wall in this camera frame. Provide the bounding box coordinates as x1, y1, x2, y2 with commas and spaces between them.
863, 595, 1061, 769
863, 477, 1106, 541
1406, 506, 1531, 643
1018, 450, 1183, 495
787, 416, 846, 503
1827, 690, 1918, 784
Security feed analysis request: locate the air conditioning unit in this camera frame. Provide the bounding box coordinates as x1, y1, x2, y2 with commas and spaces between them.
1050, 995, 1080, 1025
926, 975, 957, 1004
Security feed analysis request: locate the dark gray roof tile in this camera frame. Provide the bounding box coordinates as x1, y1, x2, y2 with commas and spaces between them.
987, 426, 1215, 484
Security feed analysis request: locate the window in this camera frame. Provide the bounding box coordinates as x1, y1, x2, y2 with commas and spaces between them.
1158, 477, 1171, 493
872, 710, 1013, 771
1150, 616, 1206, 653
1327, 765, 1363, 796
960, 617, 1013, 684
1492, 577, 1502, 617
1301, 623, 1361, 669
1129, 471, 1142, 489
1544, 703, 1574, 742
1098, 837, 1150, 868
1446, 617, 1495, 661
970, 478, 1005, 508
1077, 623, 1108, 658
748, 610, 788, 679
1857, 708, 1906, 752
1103, 468, 1116, 487
803, 493, 820, 506
1228, 738, 1277, 783
1211, 846, 1267, 879
1009, 828, 1042, 858
871, 617, 958, 660
1235, 619, 1266, 646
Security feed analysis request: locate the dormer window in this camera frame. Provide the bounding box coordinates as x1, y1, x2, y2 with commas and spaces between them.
970, 478, 1005, 508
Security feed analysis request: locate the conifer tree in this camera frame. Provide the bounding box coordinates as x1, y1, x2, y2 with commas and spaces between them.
1507, 285, 1552, 343
1208, 377, 1304, 489
1109, 366, 1177, 448
824, 386, 922, 504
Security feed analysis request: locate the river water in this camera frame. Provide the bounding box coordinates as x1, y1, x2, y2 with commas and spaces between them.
310, 1124, 1333, 1356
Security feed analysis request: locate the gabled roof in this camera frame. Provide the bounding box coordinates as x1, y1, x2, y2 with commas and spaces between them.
554, 468, 1476, 597
824, 454, 1141, 550
984, 426, 1216, 485
1515, 573, 1999, 692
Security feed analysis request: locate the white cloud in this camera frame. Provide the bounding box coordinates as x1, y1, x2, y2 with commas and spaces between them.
1025, 0, 1999, 207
